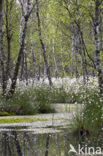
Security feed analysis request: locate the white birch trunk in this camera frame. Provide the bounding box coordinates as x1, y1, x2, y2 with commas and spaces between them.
52, 38, 58, 78
36, 0, 52, 86
60, 33, 65, 76
94, 0, 103, 93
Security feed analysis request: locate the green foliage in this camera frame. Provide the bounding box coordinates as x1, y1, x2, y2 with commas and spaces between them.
31, 85, 55, 113
0, 112, 15, 116
73, 90, 103, 134
50, 84, 96, 104
1, 0, 101, 80
51, 86, 68, 103
0, 85, 55, 115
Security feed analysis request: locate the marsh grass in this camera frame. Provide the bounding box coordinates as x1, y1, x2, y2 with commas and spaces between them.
0, 85, 55, 115
0, 77, 101, 120
72, 90, 103, 135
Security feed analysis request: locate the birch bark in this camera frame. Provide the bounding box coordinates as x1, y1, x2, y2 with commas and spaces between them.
8, 0, 33, 96
36, 0, 52, 86
94, 0, 103, 93
0, 0, 7, 95
30, 15, 36, 78
52, 38, 58, 78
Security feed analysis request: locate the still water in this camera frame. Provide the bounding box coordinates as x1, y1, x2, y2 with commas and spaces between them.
0, 104, 76, 156
0, 105, 102, 156
0, 126, 75, 156
1, 124, 103, 155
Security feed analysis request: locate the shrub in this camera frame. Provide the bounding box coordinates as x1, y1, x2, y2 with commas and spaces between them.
0, 77, 100, 116
0, 85, 55, 115
73, 90, 103, 134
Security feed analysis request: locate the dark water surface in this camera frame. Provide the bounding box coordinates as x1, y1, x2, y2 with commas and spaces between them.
0, 126, 75, 156
0, 105, 102, 156
1, 126, 103, 156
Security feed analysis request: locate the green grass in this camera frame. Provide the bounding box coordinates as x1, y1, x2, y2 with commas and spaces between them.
72, 90, 103, 135
0, 112, 16, 116
0, 118, 48, 124
0, 81, 101, 119
0, 85, 55, 115
50, 84, 97, 104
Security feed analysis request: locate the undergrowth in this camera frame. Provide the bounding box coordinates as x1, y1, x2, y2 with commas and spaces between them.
72, 90, 103, 135
0, 84, 55, 115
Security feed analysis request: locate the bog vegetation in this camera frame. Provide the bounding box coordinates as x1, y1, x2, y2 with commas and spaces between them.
0, 0, 103, 134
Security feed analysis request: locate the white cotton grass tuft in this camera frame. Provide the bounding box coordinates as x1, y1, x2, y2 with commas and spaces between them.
0, 76, 98, 93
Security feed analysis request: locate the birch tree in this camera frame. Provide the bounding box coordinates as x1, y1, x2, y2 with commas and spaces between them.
36, 0, 52, 86
0, 0, 6, 95
8, 0, 34, 97
52, 38, 58, 78
5, 0, 14, 80
30, 14, 37, 79
94, 0, 103, 93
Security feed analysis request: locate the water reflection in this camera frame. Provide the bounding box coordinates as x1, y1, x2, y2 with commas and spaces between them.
0, 128, 72, 156
0, 127, 103, 156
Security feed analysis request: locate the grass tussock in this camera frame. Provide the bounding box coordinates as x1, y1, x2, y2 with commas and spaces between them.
0, 77, 102, 121
0, 84, 55, 115
72, 90, 103, 135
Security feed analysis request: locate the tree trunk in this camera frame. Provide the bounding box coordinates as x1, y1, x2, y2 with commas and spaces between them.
19, 0, 25, 81
12, 131, 22, 156
77, 32, 86, 83
0, 0, 6, 95
20, 52, 24, 80
45, 134, 50, 156
36, 0, 52, 86
44, 8, 48, 78
72, 26, 79, 78
75, 46, 79, 78
30, 19, 36, 78
3, 133, 7, 156
24, 40, 28, 85
94, 0, 103, 93
77, 26, 89, 81
8, 0, 33, 97
38, 54, 42, 80
6, 0, 12, 81
60, 33, 65, 77
23, 132, 26, 156
8, 19, 28, 96
100, 13, 103, 51
71, 34, 74, 76
52, 38, 58, 78
31, 39, 36, 78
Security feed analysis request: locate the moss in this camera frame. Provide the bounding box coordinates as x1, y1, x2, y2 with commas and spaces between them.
0, 112, 16, 116
0, 118, 48, 124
